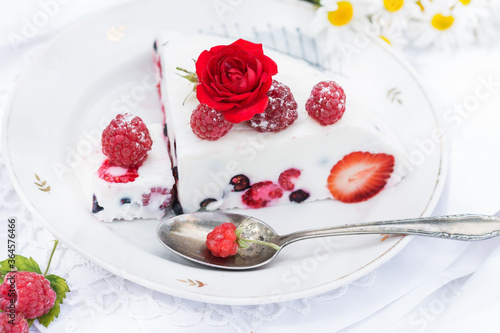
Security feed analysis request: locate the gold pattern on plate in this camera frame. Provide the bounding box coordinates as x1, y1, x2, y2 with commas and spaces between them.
106, 25, 126, 42
177, 279, 207, 288
387, 87, 403, 104
34, 173, 50, 192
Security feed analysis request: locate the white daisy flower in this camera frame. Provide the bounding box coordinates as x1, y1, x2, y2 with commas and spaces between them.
309, 0, 379, 54
370, 0, 423, 33
490, 0, 500, 27
378, 24, 409, 49
409, 0, 475, 49
452, 0, 497, 44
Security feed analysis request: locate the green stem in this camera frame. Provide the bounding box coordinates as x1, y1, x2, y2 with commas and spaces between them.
175, 67, 191, 74
240, 238, 281, 251
43, 239, 59, 276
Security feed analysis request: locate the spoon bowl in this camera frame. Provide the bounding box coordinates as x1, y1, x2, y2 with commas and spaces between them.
156, 212, 281, 269
157, 212, 500, 270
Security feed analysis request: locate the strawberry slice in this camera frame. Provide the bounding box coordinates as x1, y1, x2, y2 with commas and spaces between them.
327, 151, 395, 203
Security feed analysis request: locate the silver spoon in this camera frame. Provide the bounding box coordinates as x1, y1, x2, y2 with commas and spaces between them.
156, 212, 500, 270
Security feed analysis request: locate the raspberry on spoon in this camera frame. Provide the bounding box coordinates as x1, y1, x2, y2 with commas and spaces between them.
205, 222, 280, 258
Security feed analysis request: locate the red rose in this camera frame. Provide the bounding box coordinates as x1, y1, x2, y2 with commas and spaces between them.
195, 39, 278, 123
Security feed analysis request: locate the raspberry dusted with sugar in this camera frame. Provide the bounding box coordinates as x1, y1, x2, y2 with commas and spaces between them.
190, 104, 234, 140
248, 80, 299, 132
0, 312, 29, 333
102, 113, 153, 167
0, 271, 56, 319
306, 80, 346, 126
206, 223, 239, 258
241, 181, 283, 208
248, 80, 298, 132
278, 168, 301, 191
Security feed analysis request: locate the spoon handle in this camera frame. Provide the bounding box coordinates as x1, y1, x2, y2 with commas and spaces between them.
276, 214, 500, 247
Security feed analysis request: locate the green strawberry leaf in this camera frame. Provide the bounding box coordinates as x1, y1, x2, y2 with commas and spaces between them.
0, 255, 42, 282
37, 274, 70, 327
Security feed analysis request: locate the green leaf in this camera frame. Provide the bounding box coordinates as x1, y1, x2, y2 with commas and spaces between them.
37, 274, 69, 327
0, 255, 42, 280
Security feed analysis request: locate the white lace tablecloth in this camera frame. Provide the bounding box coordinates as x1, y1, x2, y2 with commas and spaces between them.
2, 1, 500, 332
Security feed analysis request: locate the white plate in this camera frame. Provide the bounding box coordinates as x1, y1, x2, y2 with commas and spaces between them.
2, 0, 446, 305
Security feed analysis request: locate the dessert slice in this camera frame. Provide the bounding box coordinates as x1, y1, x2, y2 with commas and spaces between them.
155, 32, 409, 213
76, 115, 175, 222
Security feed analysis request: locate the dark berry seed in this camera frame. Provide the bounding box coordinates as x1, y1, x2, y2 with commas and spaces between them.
92, 195, 104, 213
153, 40, 157, 52
230, 174, 251, 192
121, 198, 131, 205
163, 124, 168, 137
200, 198, 217, 208
289, 189, 310, 203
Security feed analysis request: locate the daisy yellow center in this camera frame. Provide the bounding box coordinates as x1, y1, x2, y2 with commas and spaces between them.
327, 1, 354, 27
431, 14, 454, 31
416, 0, 424, 11
459, 0, 471, 5
380, 35, 391, 45
384, 0, 404, 12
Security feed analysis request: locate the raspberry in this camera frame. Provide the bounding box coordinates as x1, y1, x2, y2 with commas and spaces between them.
101, 113, 153, 167
206, 223, 239, 257
0, 271, 57, 319
0, 312, 29, 333
306, 80, 346, 126
248, 80, 298, 132
241, 181, 283, 208
230, 174, 251, 192
142, 187, 172, 209
289, 189, 310, 203
97, 159, 139, 183
190, 104, 233, 140
278, 168, 301, 191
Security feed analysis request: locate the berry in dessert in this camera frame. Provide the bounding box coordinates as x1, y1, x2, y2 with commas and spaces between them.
205, 222, 280, 258
76, 114, 175, 222
327, 151, 395, 203
154, 32, 409, 213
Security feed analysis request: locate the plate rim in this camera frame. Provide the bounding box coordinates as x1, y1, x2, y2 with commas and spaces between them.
1, 0, 448, 305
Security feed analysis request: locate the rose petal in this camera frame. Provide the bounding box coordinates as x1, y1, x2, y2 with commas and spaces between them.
196, 85, 234, 111
231, 39, 264, 53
